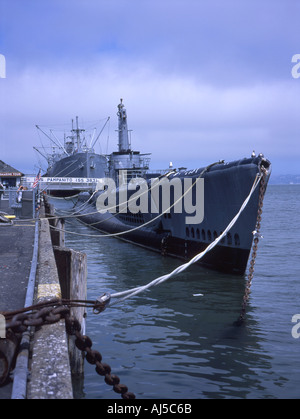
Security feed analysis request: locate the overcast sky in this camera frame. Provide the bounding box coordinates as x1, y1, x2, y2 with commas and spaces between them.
0, 0, 299, 175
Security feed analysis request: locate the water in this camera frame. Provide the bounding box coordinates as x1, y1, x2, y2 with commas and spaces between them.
53, 184, 300, 399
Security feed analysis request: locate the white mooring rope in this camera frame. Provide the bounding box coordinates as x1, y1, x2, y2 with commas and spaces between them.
108, 173, 263, 307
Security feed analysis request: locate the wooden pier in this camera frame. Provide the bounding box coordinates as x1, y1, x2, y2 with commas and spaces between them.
0, 193, 87, 399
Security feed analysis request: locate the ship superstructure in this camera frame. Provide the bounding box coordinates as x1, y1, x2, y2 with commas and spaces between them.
74, 100, 271, 275
106, 99, 151, 183
35, 116, 109, 180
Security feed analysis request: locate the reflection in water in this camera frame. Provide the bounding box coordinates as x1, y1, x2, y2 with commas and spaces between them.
52, 190, 297, 399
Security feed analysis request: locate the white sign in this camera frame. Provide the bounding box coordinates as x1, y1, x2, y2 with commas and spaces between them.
42, 177, 101, 184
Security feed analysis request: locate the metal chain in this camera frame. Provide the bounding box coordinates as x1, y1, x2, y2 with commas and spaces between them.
2, 299, 136, 399
65, 313, 136, 399
235, 168, 267, 326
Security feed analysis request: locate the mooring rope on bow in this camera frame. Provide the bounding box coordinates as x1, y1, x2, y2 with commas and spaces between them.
0, 169, 267, 396
7, 171, 266, 314
108, 172, 264, 307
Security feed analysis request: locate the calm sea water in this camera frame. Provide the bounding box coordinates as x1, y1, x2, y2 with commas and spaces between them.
53, 184, 300, 399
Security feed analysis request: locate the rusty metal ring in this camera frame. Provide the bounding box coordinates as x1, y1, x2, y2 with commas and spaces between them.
52, 306, 70, 317
24, 317, 44, 327
65, 317, 81, 336
105, 373, 120, 386
33, 306, 53, 319
45, 313, 61, 324
122, 392, 136, 399
85, 348, 102, 365
113, 383, 128, 394
95, 361, 111, 376
75, 334, 92, 351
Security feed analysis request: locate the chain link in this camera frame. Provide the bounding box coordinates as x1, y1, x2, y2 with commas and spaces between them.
2, 300, 136, 399
235, 168, 267, 326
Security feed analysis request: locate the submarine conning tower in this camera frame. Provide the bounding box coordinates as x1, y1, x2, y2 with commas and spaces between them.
117, 98, 131, 152
107, 99, 151, 183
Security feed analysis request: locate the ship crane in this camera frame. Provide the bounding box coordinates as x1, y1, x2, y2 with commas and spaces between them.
36, 125, 69, 156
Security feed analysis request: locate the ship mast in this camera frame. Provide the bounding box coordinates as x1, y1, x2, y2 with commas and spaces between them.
108, 99, 151, 183
71, 116, 85, 151
117, 99, 131, 152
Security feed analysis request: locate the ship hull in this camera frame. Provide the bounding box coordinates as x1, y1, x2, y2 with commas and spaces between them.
74, 156, 271, 275
46, 152, 107, 178
45, 152, 107, 197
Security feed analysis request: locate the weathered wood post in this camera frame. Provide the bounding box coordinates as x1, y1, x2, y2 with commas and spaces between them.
54, 246, 87, 374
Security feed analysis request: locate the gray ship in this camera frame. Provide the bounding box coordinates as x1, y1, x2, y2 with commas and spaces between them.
35, 117, 108, 196
75, 99, 271, 275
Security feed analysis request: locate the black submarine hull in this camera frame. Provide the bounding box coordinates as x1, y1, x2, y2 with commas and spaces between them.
74, 156, 271, 275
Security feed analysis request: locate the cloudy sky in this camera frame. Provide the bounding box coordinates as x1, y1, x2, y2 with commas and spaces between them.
0, 0, 299, 176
